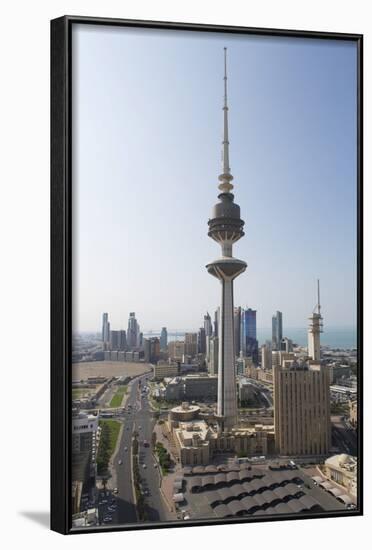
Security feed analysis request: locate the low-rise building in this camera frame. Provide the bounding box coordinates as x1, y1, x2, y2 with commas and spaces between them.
323, 454, 357, 497
154, 361, 180, 380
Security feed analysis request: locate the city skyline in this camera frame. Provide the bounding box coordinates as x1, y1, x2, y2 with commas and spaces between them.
72, 25, 357, 333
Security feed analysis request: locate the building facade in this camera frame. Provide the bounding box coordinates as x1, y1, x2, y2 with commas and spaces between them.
273, 362, 331, 456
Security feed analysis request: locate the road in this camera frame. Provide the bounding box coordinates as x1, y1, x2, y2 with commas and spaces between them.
98, 372, 169, 526
331, 416, 358, 456
134, 383, 170, 522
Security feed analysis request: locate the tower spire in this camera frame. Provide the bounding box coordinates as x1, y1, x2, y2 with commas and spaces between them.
317, 279, 321, 315
218, 48, 234, 193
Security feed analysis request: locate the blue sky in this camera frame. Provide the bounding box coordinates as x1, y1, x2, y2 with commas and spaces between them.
72, 24, 357, 333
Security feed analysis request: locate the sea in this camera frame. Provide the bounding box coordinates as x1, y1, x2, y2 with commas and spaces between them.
144, 326, 357, 350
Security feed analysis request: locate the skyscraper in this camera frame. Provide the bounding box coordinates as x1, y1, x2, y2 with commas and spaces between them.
272, 310, 283, 351
206, 49, 247, 432
198, 327, 206, 354
160, 327, 168, 351
144, 337, 160, 363
102, 312, 110, 346
127, 312, 139, 349
204, 313, 213, 337
118, 329, 127, 351
184, 332, 198, 357
308, 280, 323, 361
241, 308, 258, 363
234, 306, 242, 356
109, 330, 119, 351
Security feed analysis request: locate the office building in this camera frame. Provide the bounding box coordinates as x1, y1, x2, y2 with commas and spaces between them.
102, 312, 110, 348
168, 340, 185, 361
206, 49, 247, 431
280, 337, 293, 353
241, 308, 258, 363
272, 311, 283, 351
160, 327, 168, 351
118, 329, 127, 351
185, 332, 198, 357
198, 327, 206, 354
273, 361, 331, 456
109, 330, 119, 351
261, 343, 272, 370
144, 337, 160, 363
208, 336, 219, 375
234, 306, 242, 356
204, 313, 213, 337
213, 308, 220, 338
72, 412, 98, 488
153, 361, 180, 380
127, 312, 140, 349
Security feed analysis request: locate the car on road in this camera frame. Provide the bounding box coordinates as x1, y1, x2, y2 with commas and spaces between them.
113, 488, 118, 494
118, 459, 122, 465
153, 463, 158, 468
124, 446, 128, 451
142, 464, 147, 469
103, 517, 112, 523
100, 499, 108, 504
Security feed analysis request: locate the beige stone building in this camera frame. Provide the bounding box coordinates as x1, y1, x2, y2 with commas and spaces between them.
153, 361, 179, 380
169, 408, 274, 466
323, 454, 357, 497
349, 399, 357, 426
273, 362, 331, 456
184, 332, 198, 357
168, 340, 185, 361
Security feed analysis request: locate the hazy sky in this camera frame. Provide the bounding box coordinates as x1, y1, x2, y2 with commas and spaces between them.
72, 24, 357, 333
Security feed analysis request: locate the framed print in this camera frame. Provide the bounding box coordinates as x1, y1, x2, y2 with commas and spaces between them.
51, 16, 363, 534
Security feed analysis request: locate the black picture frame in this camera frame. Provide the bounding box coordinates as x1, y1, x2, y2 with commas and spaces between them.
51, 15, 363, 535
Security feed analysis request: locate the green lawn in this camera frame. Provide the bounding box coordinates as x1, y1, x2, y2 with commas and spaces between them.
109, 385, 128, 408
97, 419, 121, 475
72, 388, 92, 399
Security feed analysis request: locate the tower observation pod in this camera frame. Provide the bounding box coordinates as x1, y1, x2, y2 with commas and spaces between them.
206, 49, 247, 432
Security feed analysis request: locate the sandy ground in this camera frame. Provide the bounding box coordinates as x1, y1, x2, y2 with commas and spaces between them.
72, 361, 152, 381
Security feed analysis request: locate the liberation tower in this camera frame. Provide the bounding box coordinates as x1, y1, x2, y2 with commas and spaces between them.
206, 49, 247, 432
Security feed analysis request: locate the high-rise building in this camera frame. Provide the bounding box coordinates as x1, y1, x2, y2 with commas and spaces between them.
280, 337, 293, 353
273, 361, 331, 456
261, 343, 272, 370
213, 308, 220, 338
272, 311, 283, 351
204, 313, 213, 337
208, 336, 219, 375
159, 327, 168, 351
241, 308, 258, 363
234, 306, 242, 356
184, 332, 198, 357
109, 330, 119, 351
127, 312, 139, 349
308, 280, 323, 361
206, 49, 247, 432
72, 412, 98, 488
168, 340, 185, 361
144, 337, 160, 363
118, 329, 127, 351
198, 327, 206, 354
102, 313, 110, 347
